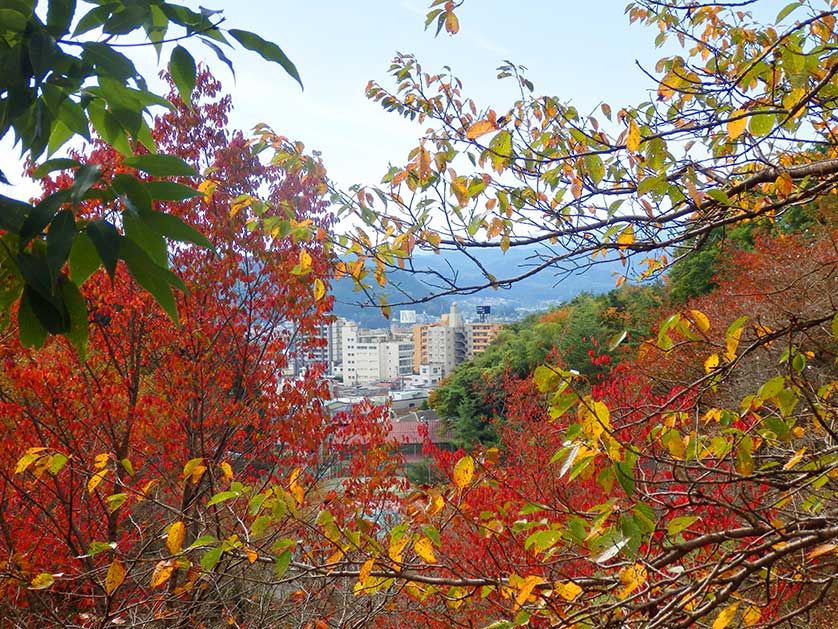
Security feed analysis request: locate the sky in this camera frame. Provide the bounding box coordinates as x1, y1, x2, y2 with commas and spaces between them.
1, 1, 670, 198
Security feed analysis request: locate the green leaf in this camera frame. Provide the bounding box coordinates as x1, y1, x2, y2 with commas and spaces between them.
274, 549, 293, 578
32, 158, 80, 179
119, 238, 182, 323
112, 173, 152, 214
169, 45, 196, 108
632, 502, 656, 534
207, 490, 239, 506
123, 154, 199, 178
145, 181, 200, 201
0, 194, 34, 234
143, 211, 214, 250
86, 220, 121, 280
103, 6, 146, 35
73, 5, 109, 36
776, 1, 802, 22
228, 29, 302, 89
615, 461, 635, 496
20, 190, 69, 244
46, 0, 76, 36
667, 515, 699, 536
49, 452, 69, 474
18, 288, 49, 348
46, 209, 75, 280
123, 211, 167, 266
60, 277, 88, 357
584, 154, 605, 185
200, 546, 223, 571
87, 541, 116, 556
749, 112, 776, 137
82, 42, 137, 82
87, 100, 132, 156
758, 376, 785, 401
71, 164, 101, 205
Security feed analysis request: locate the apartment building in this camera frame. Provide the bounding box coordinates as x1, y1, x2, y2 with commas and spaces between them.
412, 303, 503, 376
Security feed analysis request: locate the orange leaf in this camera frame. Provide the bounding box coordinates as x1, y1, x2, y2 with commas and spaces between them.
150, 560, 175, 588
445, 11, 459, 34
466, 120, 496, 140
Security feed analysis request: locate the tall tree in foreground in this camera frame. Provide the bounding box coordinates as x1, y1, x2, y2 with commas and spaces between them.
0, 72, 401, 628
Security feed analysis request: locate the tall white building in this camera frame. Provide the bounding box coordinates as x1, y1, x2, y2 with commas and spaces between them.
340, 322, 413, 385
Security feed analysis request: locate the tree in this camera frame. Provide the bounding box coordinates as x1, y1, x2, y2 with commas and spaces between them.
0, 72, 403, 627
0, 0, 300, 349
277, 1, 837, 627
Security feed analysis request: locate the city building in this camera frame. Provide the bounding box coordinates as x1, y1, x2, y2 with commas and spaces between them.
340, 321, 413, 385
412, 303, 503, 376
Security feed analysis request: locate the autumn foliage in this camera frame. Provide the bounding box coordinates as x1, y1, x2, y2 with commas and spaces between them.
0, 73, 401, 627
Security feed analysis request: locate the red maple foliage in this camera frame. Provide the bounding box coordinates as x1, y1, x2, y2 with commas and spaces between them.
0, 71, 401, 627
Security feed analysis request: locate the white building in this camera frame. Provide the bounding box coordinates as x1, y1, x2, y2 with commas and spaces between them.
341, 322, 413, 385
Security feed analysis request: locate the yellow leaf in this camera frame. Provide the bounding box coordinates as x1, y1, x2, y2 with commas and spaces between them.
358, 557, 375, 588
742, 605, 761, 627
452, 455, 474, 489
167, 521, 185, 555
220, 461, 233, 482
313, 278, 326, 301
150, 560, 175, 588
690, 309, 710, 333
783, 447, 806, 470
466, 119, 496, 140
30, 573, 55, 590
245, 547, 258, 564
704, 353, 720, 373
726, 110, 747, 140
445, 11, 459, 34
702, 408, 723, 424
426, 492, 445, 516
388, 536, 410, 564
182, 457, 204, 480
626, 118, 641, 152
514, 575, 545, 610
15, 447, 48, 475
554, 580, 582, 601
725, 327, 744, 361
104, 559, 125, 595
229, 196, 253, 217
806, 543, 836, 560
617, 563, 647, 599
617, 225, 634, 248
289, 468, 304, 505
712, 603, 740, 629
414, 536, 436, 563
93, 453, 110, 469
299, 249, 312, 273
197, 179, 217, 201
88, 469, 108, 493
579, 398, 611, 442
190, 464, 206, 484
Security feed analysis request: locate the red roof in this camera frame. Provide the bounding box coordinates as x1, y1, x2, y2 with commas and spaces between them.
388, 420, 449, 445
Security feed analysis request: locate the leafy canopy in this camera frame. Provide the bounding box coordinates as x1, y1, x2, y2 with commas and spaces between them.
0, 0, 300, 352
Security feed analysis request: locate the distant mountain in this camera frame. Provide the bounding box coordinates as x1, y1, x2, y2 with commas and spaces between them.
330, 244, 624, 327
